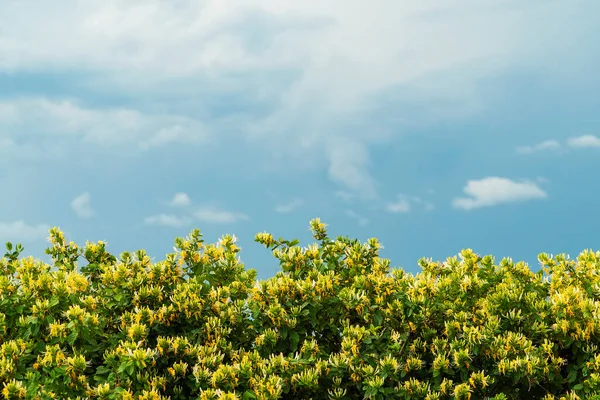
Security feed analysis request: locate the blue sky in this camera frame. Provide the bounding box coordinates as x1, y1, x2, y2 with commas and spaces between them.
1, 1, 599, 280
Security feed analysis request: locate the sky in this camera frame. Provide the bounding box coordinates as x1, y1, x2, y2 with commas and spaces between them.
1, 0, 599, 280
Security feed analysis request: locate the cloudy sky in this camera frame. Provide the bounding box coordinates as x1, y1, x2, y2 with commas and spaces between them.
1, 0, 598, 280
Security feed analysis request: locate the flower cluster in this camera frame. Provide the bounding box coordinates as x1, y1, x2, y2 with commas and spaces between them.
0, 219, 599, 398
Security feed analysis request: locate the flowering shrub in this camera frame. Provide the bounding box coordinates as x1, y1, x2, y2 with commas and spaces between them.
0, 218, 599, 399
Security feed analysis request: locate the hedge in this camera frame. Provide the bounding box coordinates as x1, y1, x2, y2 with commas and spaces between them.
0, 218, 599, 399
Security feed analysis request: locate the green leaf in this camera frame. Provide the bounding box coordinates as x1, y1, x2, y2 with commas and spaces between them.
568, 369, 578, 383
117, 363, 127, 374
67, 330, 79, 345
242, 391, 257, 400
290, 331, 300, 352
374, 313, 383, 326
49, 297, 60, 307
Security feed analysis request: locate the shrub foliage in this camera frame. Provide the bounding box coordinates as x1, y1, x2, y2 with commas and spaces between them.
0, 219, 599, 399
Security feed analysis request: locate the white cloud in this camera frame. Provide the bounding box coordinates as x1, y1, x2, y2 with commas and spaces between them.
386, 197, 411, 213
274, 198, 303, 213
139, 125, 203, 151
452, 177, 547, 210
0, 135, 64, 163
0, 1, 595, 195
326, 140, 376, 199
0, 220, 50, 243
147, 201, 248, 227
419, 199, 435, 212
385, 194, 434, 213
516, 140, 561, 154
193, 207, 249, 224
516, 135, 600, 154
0, 99, 209, 156
2, 2, 583, 85
71, 192, 94, 219
346, 210, 369, 227
169, 192, 191, 207
567, 135, 600, 149
144, 214, 191, 228
335, 191, 357, 203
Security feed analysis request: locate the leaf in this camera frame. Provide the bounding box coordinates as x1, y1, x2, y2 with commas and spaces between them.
242, 391, 257, 400
290, 331, 300, 352
374, 313, 383, 326
568, 369, 578, 383
117, 363, 127, 374
67, 330, 79, 345
49, 297, 60, 307
96, 366, 111, 375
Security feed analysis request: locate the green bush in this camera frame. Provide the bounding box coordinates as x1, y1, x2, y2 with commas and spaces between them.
0, 218, 599, 399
